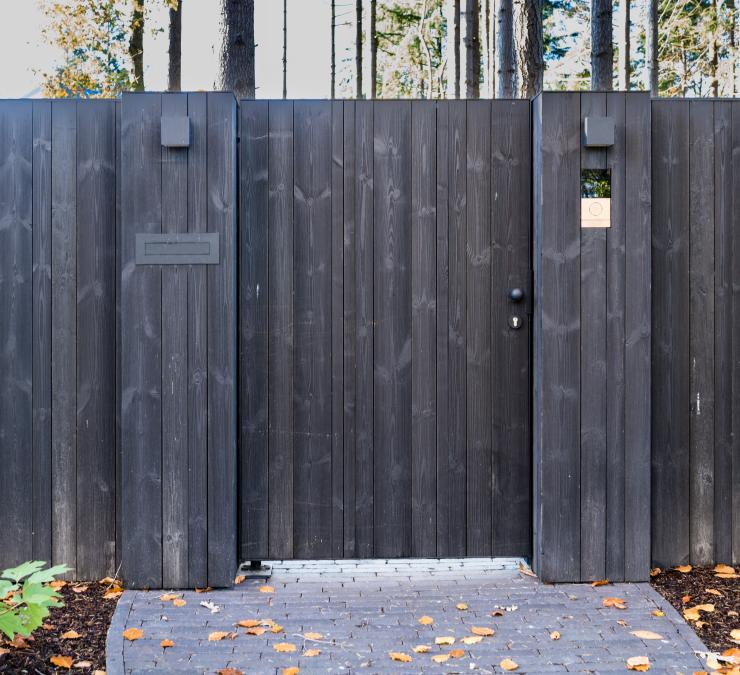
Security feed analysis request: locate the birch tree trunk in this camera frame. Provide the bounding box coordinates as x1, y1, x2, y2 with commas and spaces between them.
646, 0, 658, 94
591, 0, 613, 90
445, 0, 462, 98
371, 0, 377, 98
168, 0, 182, 92
514, 0, 543, 98
618, 0, 630, 90
331, 0, 336, 98
465, 0, 480, 97
130, 0, 144, 91
496, 0, 515, 97
218, 0, 255, 99
356, 0, 363, 98
283, 0, 287, 98
731, 0, 738, 96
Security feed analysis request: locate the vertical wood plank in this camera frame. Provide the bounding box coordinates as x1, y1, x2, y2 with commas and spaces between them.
120, 93, 163, 588
32, 100, 53, 562
732, 102, 740, 566
466, 100, 492, 557
51, 100, 77, 576
161, 93, 189, 587
268, 100, 294, 559
373, 101, 412, 557
206, 93, 237, 585
239, 100, 269, 561
411, 100, 437, 557
76, 101, 117, 578
0, 101, 33, 568
293, 101, 333, 558
688, 100, 715, 565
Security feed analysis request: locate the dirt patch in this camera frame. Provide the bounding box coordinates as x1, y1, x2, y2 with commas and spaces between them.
0, 580, 119, 674
651, 565, 740, 654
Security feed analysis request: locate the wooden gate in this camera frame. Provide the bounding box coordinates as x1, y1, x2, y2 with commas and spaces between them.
238, 100, 532, 560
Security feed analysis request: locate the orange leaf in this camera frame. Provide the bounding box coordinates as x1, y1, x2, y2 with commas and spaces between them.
449, 648, 465, 658
282, 668, 299, 675
159, 593, 179, 601
259, 585, 274, 593
431, 654, 449, 663
674, 565, 692, 573
61, 630, 80, 640
303, 648, 321, 657
123, 628, 143, 641
389, 652, 412, 662
270, 624, 284, 633
462, 636, 483, 645
500, 658, 519, 671
50, 655, 74, 669
303, 632, 322, 640
160, 639, 174, 648
71, 584, 88, 594
456, 602, 468, 611
435, 636, 455, 645
173, 598, 186, 607
104, 588, 123, 599
681, 595, 691, 604
245, 627, 266, 636
602, 597, 627, 609
706, 589, 722, 597
50, 580, 67, 590
195, 587, 212, 593
651, 610, 665, 617
208, 632, 230, 641
217, 670, 244, 675
234, 575, 246, 585
649, 568, 661, 577
626, 656, 651, 671
630, 630, 663, 640
237, 619, 260, 628
413, 645, 431, 653
550, 631, 560, 640
274, 642, 297, 653
471, 626, 494, 637
591, 579, 609, 587
714, 563, 736, 575
418, 615, 434, 625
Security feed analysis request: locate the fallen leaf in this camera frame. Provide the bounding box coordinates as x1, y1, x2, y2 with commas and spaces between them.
200, 600, 220, 613
8, 635, 31, 649
706, 589, 723, 597
208, 632, 231, 641
123, 628, 143, 641
460, 635, 482, 646
550, 630, 560, 640
195, 587, 212, 593
217, 669, 244, 675
602, 597, 627, 609
0, 648, 8, 656
490, 609, 505, 617
674, 565, 692, 573
694, 620, 708, 628
681, 595, 691, 604
282, 668, 299, 675
591, 579, 609, 587
715, 572, 740, 579
99, 576, 117, 585
456, 602, 468, 611
92, 671, 106, 675
418, 615, 434, 625
683, 604, 715, 622
631, 630, 663, 640
160, 593, 179, 601
173, 599, 186, 607
731, 629, 740, 643
245, 627, 266, 636
303, 649, 320, 657
50, 580, 67, 590
435, 636, 455, 645
500, 658, 519, 671
449, 648, 465, 658
617, 620, 628, 627
471, 626, 494, 637
714, 564, 736, 575
626, 655, 651, 671
413, 645, 431, 653
259, 585, 274, 593
723, 647, 740, 658
389, 652, 412, 662
237, 619, 260, 628
303, 632, 322, 640
651, 610, 665, 617
431, 654, 449, 663
274, 643, 297, 653
71, 585, 88, 594
517, 562, 537, 578
270, 624, 284, 634
61, 630, 81, 640
50, 655, 74, 669
649, 568, 661, 577
160, 639, 174, 648
73, 661, 92, 668
234, 575, 246, 585
103, 588, 123, 600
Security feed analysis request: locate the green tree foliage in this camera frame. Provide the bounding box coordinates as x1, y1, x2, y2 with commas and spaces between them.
40, 0, 132, 97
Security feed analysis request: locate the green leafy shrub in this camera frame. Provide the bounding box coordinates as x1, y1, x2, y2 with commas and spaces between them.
0, 561, 69, 640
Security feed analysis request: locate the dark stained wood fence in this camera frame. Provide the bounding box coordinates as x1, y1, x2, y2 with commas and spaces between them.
238, 100, 533, 560
532, 92, 652, 582
651, 99, 740, 569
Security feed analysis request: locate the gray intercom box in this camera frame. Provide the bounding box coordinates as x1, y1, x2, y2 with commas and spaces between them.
583, 116, 615, 147
161, 116, 190, 148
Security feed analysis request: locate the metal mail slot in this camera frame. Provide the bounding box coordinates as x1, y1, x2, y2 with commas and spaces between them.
135, 233, 220, 265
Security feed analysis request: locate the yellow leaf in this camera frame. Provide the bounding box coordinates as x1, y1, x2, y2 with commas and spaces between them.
683, 604, 715, 622
418, 615, 434, 625
462, 636, 483, 645
706, 589, 723, 597
303, 649, 320, 657
649, 568, 661, 577
274, 643, 297, 653
413, 645, 431, 653
550, 630, 560, 640
471, 626, 494, 637
160, 639, 174, 648
694, 620, 708, 628
730, 629, 740, 642
50, 580, 67, 589
456, 602, 468, 610
282, 668, 299, 675
103, 588, 123, 600
449, 648, 465, 658
61, 630, 81, 639
714, 563, 736, 575
602, 597, 627, 609
389, 652, 412, 662
435, 636, 455, 645
218, 670, 244, 675
259, 585, 274, 593
173, 598, 186, 607
630, 630, 663, 640
303, 632, 322, 640
715, 572, 740, 579
208, 632, 230, 641
500, 658, 519, 671
591, 579, 609, 587
626, 656, 651, 671
245, 627, 266, 636
234, 575, 246, 585
674, 565, 692, 573
651, 610, 665, 617
237, 619, 260, 628
99, 576, 117, 585
270, 624, 284, 633
50, 655, 74, 669
159, 593, 178, 601
431, 654, 449, 663
93, 671, 106, 675
123, 628, 143, 641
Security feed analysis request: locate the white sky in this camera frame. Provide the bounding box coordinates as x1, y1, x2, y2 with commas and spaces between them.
0, 0, 349, 98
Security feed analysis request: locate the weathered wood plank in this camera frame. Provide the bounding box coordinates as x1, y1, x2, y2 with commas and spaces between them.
267, 100, 295, 559
373, 101, 412, 557
732, 102, 740, 566
76, 101, 117, 579
51, 100, 77, 577
411, 100, 437, 557
688, 100, 715, 566
32, 100, 52, 562
239, 100, 269, 561
293, 101, 333, 558
120, 93, 163, 588
465, 100, 492, 557
206, 93, 237, 585
0, 101, 33, 569
161, 93, 189, 587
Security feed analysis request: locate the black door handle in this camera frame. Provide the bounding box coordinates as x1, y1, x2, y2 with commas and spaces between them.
509, 288, 524, 302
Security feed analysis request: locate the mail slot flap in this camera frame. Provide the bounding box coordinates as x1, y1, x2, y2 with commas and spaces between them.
135, 233, 220, 265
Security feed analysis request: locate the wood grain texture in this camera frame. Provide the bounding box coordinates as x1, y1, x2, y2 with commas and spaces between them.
732, 102, 740, 566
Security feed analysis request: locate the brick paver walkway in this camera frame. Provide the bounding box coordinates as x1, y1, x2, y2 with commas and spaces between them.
106, 559, 708, 674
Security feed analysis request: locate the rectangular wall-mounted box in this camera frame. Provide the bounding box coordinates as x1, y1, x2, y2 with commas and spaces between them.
161, 116, 190, 147
135, 233, 220, 265
583, 116, 615, 147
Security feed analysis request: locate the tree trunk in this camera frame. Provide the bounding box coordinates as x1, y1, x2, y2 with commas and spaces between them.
167, 0, 182, 92
514, 0, 543, 98
618, 0, 630, 90
282, 0, 287, 98
356, 0, 363, 98
646, 0, 658, 94
370, 0, 377, 98
730, 0, 738, 96
130, 0, 144, 91
465, 0, 480, 97
445, 0, 461, 98
488, 0, 496, 97
331, 0, 336, 98
217, 0, 255, 99
591, 0, 613, 90
496, 0, 515, 97
710, 0, 719, 96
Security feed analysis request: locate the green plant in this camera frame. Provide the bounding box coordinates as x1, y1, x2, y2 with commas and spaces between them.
0, 561, 69, 640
